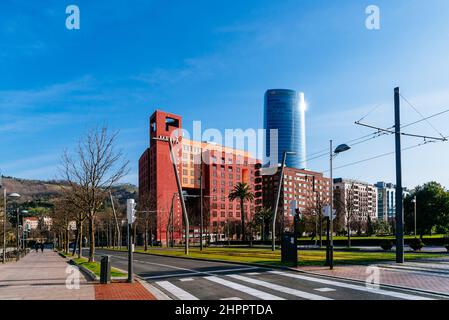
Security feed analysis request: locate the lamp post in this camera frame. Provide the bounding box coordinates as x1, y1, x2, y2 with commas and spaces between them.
2, 188, 6, 264
411, 196, 417, 237
4, 193, 21, 261
272, 151, 296, 251
328, 142, 351, 270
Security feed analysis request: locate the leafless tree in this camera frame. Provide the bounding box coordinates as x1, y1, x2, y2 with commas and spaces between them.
335, 183, 357, 247
60, 126, 129, 262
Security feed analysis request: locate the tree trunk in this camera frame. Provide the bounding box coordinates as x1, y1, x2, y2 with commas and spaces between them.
77, 223, 83, 259
144, 219, 148, 251
65, 225, 69, 253
88, 217, 95, 262
240, 199, 245, 241
319, 217, 323, 247
347, 222, 351, 247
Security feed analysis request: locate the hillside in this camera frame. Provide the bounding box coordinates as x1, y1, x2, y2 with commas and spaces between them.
0, 176, 138, 205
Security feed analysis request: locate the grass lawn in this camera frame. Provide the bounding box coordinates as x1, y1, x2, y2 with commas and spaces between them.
60, 251, 126, 277
299, 234, 447, 241
106, 247, 447, 267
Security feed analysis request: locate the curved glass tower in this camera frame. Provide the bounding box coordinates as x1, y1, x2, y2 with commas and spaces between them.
264, 89, 307, 169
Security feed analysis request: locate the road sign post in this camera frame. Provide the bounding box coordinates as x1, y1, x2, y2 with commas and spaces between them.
126, 199, 136, 283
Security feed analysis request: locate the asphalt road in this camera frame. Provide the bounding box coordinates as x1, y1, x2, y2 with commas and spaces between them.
87, 248, 446, 301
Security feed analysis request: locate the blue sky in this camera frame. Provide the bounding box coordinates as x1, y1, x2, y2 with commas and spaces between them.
1, 0, 449, 188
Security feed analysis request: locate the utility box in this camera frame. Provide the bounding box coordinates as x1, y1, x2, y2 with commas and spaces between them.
100, 255, 111, 284
281, 232, 298, 267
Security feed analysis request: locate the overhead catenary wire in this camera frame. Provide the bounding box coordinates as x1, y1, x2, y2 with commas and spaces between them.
400, 93, 446, 139
326, 138, 443, 172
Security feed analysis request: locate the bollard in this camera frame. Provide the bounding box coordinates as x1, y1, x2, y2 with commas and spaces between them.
100, 255, 111, 284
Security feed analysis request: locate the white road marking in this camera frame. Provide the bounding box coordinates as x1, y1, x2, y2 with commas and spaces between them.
156, 281, 199, 300
269, 271, 434, 300
205, 276, 285, 300
143, 272, 198, 280
247, 272, 261, 276
180, 278, 194, 282
228, 274, 332, 300
315, 288, 336, 292
220, 297, 242, 300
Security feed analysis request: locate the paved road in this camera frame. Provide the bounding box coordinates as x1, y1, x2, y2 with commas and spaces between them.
89, 249, 445, 301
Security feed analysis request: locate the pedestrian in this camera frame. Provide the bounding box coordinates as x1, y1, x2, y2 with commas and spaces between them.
40, 243, 44, 253
35, 242, 39, 253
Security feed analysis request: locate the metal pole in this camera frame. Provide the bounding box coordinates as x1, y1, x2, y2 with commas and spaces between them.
109, 191, 121, 249
394, 87, 404, 263
329, 140, 334, 270
127, 222, 133, 283
272, 152, 288, 251
3, 188, 6, 263
16, 208, 20, 261
199, 147, 204, 251
168, 139, 189, 255
414, 196, 417, 237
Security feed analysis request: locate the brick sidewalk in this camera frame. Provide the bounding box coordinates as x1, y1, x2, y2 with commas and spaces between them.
297, 258, 449, 295
0, 250, 95, 300
95, 281, 156, 300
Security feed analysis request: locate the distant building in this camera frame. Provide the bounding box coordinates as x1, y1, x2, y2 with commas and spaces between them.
333, 178, 378, 229
375, 182, 410, 221
264, 89, 307, 169
23, 217, 39, 231
262, 167, 330, 231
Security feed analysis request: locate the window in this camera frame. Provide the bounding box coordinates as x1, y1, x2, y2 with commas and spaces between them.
221, 211, 226, 217
228, 212, 233, 218
212, 211, 218, 217
183, 178, 188, 184
221, 204, 226, 209
183, 169, 188, 175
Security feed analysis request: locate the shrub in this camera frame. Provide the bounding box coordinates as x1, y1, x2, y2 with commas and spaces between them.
380, 240, 394, 251
409, 238, 424, 251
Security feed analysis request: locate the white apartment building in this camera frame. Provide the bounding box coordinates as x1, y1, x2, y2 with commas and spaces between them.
333, 178, 378, 226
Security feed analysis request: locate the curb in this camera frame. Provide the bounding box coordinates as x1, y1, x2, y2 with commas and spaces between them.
93, 263, 171, 300
101, 248, 449, 299
59, 252, 127, 283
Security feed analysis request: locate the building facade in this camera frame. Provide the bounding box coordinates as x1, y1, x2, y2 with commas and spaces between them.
264, 89, 307, 169
333, 178, 378, 231
139, 110, 262, 245
262, 167, 330, 231
375, 181, 410, 221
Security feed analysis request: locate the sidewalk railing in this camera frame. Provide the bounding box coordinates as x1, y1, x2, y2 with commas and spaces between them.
0, 248, 30, 263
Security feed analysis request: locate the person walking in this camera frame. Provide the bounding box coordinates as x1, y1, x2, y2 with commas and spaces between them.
35, 242, 39, 253
40, 243, 44, 253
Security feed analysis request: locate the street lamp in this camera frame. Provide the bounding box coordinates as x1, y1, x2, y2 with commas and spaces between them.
411, 196, 417, 237
272, 151, 296, 251
328, 141, 351, 270
6, 193, 21, 261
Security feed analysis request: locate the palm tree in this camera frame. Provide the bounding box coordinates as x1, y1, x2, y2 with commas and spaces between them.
254, 207, 272, 242
228, 182, 254, 241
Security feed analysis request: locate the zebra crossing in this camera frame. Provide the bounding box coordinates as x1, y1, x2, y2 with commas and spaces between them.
151, 270, 436, 301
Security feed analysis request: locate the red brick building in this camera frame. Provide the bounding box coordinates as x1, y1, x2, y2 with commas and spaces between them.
262, 167, 330, 232
139, 110, 262, 244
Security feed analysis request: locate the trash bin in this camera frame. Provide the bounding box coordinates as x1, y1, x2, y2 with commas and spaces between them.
100, 255, 111, 284
281, 232, 298, 267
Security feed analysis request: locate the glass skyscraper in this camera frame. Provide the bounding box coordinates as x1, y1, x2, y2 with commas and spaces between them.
264, 89, 307, 169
